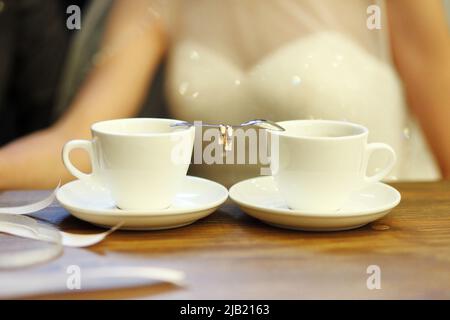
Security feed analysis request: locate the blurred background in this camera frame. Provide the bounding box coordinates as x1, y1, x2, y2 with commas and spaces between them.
0, 0, 448, 146
0, 0, 88, 145
0, 0, 449, 189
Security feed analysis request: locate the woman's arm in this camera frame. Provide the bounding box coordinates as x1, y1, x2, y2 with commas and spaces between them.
387, 0, 450, 179
0, 0, 167, 189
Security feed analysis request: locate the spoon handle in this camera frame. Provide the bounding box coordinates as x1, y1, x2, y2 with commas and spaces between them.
240, 119, 286, 131
170, 119, 285, 131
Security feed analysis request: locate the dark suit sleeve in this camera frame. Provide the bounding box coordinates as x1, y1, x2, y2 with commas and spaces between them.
7, 0, 69, 136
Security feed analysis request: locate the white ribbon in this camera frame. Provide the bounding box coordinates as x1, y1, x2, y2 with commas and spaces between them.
0, 186, 185, 292
0, 185, 120, 268
0, 184, 59, 215
0, 214, 63, 269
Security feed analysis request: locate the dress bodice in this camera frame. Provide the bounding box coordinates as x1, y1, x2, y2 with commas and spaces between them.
155, 0, 440, 185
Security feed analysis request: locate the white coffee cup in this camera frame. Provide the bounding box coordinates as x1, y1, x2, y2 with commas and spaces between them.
269, 120, 396, 212
62, 118, 195, 210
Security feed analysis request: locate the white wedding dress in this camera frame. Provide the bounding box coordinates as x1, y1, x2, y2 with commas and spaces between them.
154, 0, 440, 186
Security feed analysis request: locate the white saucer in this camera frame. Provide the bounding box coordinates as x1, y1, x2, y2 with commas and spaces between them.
56, 176, 228, 230
229, 176, 401, 232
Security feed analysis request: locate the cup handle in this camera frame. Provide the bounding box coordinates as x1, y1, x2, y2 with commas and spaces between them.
62, 140, 96, 183
364, 143, 396, 183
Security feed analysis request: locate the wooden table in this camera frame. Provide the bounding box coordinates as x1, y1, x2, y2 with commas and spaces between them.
1, 181, 449, 299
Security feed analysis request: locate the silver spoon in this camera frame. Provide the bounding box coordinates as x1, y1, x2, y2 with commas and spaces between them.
171, 119, 285, 131
239, 119, 285, 131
